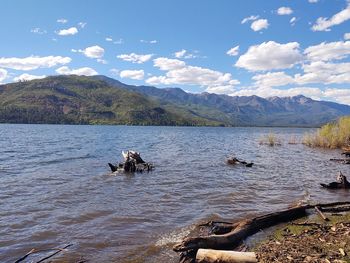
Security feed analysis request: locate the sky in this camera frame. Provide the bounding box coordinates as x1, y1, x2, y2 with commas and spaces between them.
1, 0, 350, 104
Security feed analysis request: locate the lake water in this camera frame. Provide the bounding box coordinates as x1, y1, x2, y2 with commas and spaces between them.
0, 124, 349, 262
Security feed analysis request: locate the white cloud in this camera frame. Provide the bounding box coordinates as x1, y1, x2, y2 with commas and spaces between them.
308, 0, 319, 3
56, 66, 98, 76
0, 56, 71, 70
0, 68, 7, 82
241, 15, 259, 24
277, 7, 293, 15
147, 57, 240, 91
174, 49, 196, 59
174, 49, 186, 58
113, 38, 124, 44
120, 69, 144, 80
57, 18, 68, 24
253, 71, 295, 87
235, 41, 302, 71
97, 58, 108, 64
105, 37, 113, 42
324, 88, 350, 104
245, 60, 350, 87
83, 45, 105, 59
251, 19, 269, 31
290, 17, 297, 26
140, 39, 158, 44
312, 4, 350, 31
13, 73, 46, 82
31, 28, 47, 34
205, 85, 236, 94
117, 53, 153, 64
226, 45, 239, 56
153, 57, 186, 70
304, 41, 350, 61
247, 61, 350, 87
344, 33, 350, 40
297, 61, 350, 85
78, 22, 87, 29
57, 27, 78, 36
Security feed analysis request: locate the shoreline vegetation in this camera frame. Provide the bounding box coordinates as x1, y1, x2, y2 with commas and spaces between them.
255, 212, 350, 262
303, 116, 350, 149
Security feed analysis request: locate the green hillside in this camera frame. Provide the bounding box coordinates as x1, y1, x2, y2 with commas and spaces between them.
0, 75, 224, 126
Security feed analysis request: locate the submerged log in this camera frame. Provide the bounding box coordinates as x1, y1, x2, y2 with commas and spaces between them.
196, 249, 257, 263
227, 157, 254, 167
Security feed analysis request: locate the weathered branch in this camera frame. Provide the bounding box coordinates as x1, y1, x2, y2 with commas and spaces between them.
315, 206, 329, 221
196, 249, 257, 263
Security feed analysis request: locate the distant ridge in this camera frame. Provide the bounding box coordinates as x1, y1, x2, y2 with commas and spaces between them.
0, 74, 349, 127
94, 75, 350, 127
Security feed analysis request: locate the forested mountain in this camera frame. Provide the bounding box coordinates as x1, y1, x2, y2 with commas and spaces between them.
0, 75, 349, 127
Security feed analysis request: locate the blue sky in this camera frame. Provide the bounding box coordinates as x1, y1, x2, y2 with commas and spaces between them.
1, 0, 350, 104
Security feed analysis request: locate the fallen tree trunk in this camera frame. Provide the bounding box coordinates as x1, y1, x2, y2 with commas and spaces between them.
173, 205, 308, 252
196, 249, 257, 263
173, 201, 350, 262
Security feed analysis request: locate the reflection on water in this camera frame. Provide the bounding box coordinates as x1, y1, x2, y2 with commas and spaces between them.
0, 124, 349, 262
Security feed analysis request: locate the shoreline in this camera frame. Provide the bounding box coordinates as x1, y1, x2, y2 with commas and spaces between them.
255, 212, 350, 262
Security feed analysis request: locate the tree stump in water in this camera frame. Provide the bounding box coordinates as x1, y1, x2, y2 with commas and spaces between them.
108, 150, 154, 173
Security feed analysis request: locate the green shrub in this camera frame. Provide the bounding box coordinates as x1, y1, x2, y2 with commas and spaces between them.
303, 116, 350, 149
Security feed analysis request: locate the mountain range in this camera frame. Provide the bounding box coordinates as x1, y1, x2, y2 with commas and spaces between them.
0, 75, 349, 127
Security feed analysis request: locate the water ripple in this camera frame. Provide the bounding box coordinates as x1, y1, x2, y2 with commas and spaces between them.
0, 125, 349, 262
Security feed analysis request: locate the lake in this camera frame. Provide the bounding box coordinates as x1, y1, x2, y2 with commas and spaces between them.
0, 124, 349, 262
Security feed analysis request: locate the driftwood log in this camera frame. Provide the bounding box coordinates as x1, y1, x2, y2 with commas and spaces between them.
174, 202, 350, 263
174, 206, 307, 253
196, 249, 257, 263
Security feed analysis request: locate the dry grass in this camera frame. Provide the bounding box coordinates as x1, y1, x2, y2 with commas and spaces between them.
303, 116, 350, 149
259, 133, 282, 146
288, 135, 298, 145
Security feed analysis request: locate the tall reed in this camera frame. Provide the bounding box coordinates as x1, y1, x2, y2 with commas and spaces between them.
259, 133, 282, 146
